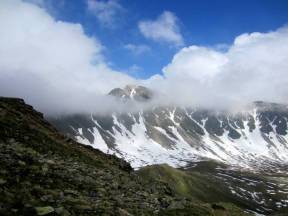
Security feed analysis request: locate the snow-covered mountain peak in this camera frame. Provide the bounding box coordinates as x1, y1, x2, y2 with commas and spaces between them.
50, 86, 288, 170
109, 85, 153, 102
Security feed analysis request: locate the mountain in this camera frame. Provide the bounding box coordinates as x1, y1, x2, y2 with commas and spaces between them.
108, 85, 153, 102
0, 97, 254, 216
45, 85, 288, 214
49, 85, 288, 170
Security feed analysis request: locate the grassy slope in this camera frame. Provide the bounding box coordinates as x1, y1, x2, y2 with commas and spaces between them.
137, 162, 288, 215
137, 163, 245, 204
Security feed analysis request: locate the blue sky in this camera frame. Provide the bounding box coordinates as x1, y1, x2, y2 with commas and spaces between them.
39, 0, 288, 78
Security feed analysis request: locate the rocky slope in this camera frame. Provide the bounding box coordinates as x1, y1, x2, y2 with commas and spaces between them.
0, 97, 252, 216
50, 85, 288, 169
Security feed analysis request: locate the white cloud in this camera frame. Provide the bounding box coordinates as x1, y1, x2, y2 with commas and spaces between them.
87, 0, 123, 27
138, 11, 184, 46
0, 0, 135, 114
163, 46, 228, 82
146, 27, 288, 109
124, 44, 151, 55
127, 64, 142, 74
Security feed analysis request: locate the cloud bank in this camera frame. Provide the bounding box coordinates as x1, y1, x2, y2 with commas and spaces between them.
0, 0, 134, 115
0, 0, 288, 116
147, 26, 288, 109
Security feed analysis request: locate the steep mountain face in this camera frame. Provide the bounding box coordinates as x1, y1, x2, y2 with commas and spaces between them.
1, 97, 253, 216
49, 85, 288, 170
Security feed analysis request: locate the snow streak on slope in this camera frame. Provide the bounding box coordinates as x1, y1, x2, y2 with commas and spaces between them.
67, 104, 288, 169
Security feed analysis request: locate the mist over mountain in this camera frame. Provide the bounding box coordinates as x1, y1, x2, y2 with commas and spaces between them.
49, 85, 288, 169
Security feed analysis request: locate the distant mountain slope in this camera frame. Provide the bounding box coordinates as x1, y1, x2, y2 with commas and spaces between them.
138, 161, 288, 215
50, 85, 288, 169
0, 97, 252, 216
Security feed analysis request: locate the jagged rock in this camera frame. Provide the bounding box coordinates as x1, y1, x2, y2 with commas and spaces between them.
0, 178, 7, 185
55, 207, 71, 216
35, 206, 55, 215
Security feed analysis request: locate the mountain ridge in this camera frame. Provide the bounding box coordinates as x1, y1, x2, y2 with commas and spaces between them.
50, 85, 288, 170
